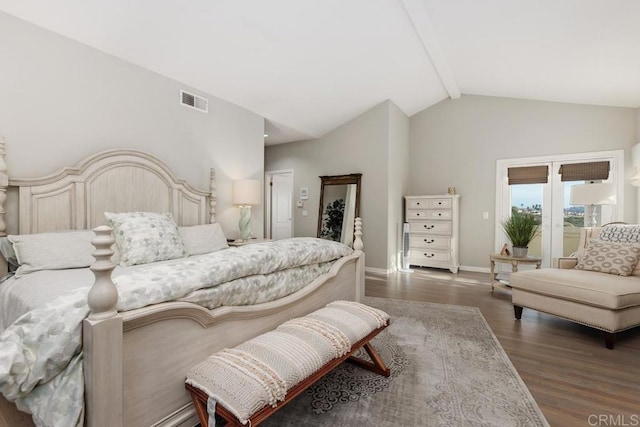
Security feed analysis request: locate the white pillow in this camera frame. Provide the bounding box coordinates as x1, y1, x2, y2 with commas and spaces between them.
105, 212, 187, 266
179, 223, 229, 255
8, 230, 95, 277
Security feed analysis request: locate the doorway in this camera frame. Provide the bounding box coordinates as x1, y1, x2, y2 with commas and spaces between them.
265, 170, 294, 240
495, 150, 624, 268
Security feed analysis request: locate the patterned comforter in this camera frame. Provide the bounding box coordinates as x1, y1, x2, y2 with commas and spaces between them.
0, 237, 352, 426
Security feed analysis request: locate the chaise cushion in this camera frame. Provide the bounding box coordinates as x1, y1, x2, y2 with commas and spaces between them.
510, 268, 640, 310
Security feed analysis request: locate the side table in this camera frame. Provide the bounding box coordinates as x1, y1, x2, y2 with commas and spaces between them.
489, 253, 542, 291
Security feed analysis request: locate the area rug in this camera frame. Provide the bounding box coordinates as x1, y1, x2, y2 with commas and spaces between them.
262, 297, 549, 427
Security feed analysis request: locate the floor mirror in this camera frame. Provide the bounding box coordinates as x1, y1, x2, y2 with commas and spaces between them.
317, 174, 362, 247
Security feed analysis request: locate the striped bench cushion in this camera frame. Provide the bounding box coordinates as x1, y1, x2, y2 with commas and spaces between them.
185, 301, 389, 424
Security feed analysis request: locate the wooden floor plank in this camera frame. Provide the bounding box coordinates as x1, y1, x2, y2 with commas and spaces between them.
366, 268, 640, 427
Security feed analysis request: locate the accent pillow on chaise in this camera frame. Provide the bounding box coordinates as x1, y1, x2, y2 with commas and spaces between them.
575, 238, 640, 276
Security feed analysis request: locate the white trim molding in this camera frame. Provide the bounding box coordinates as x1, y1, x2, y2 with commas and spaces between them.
365, 266, 395, 275
459, 265, 490, 273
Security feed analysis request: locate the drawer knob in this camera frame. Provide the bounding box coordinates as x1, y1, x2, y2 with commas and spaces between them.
416, 213, 420, 216
438, 213, 442, 216
416, 202, 420, 205
424, 239, 434, 243
423, 225, 434, 230
438, 202, 442, 205
423, 253, 434, 258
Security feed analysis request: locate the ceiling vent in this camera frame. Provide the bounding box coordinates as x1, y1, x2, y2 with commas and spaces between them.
180, 90, 208, 113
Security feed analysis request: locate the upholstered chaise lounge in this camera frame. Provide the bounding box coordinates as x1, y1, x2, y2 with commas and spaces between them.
510, 225, 640, 349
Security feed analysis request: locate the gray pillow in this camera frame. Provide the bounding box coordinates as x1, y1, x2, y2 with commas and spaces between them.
0, 237, 18, 270
105, 212, 187, 266
179, 223, 229, 256
8, 230, 96, 277
576, 239, 640, 276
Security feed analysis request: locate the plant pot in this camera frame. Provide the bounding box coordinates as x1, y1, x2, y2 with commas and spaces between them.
512, 246, 528, 257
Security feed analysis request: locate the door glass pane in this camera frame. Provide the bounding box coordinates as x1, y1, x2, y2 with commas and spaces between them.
564, 181, 585, 256
509, 184, 543, 257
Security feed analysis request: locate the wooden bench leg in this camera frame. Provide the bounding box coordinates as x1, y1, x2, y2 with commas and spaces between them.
187, 385, 209, 427
346, 342, 391, 377
187, 384, 244, 427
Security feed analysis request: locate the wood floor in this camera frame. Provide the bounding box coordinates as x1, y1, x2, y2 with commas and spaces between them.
366, 268, 640, 427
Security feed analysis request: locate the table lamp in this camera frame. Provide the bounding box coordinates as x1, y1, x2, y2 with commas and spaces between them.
570, 183, 616, 228
233, 179, 261, 241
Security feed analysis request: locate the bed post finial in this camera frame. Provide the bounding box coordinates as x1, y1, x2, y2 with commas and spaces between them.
0, 137, 7, 238
88, 226, 118, 320
209, 168, 217, 223
85, 225, 123, 426
353, 217, 363, 252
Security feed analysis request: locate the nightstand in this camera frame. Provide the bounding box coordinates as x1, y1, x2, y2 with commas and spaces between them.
228, 238, 272, 247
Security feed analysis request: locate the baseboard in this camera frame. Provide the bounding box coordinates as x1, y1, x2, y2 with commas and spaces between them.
459, 265, 490, 273
365, 267, 394, 275
152, 402, 198, 427
366, 265, 489, 274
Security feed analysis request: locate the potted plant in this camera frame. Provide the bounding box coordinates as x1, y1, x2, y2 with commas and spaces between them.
501, 211, 539, 257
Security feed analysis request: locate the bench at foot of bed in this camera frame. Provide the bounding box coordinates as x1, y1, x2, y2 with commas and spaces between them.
185, 300, 391, 427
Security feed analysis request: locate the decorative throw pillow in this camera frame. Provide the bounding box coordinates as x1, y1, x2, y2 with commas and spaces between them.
575, 239, 640, 276
598, 224, 640, 243
8, 230, 96, 277
178, 223, 229, 256
105, 212, 187, 266
0, 237, 18, 271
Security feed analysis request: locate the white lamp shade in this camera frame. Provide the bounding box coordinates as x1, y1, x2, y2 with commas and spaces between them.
232, 179, 261, 206
570, 183, 616, 205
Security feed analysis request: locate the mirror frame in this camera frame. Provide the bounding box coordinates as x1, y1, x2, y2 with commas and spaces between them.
317, 173, 362, 240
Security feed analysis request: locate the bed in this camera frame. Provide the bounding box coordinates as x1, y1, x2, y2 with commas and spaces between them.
0, 143, 365, 427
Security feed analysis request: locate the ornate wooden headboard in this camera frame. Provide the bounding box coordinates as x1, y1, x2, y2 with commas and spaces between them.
0, 145, 216, 235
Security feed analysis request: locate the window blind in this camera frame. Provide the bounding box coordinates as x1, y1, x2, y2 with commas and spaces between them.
558, 161, 610, 182
507, 165, 549, 185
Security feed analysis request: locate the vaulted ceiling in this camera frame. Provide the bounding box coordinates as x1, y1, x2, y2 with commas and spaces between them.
2, 0, 639, 144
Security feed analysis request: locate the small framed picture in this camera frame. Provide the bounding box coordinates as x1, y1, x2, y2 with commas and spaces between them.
300, 187, 309, 200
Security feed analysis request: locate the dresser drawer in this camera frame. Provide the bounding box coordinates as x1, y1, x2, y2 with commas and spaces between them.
410, 250, 451, 265
407, 198, 452, 209
408, 221, 452, 235
406, 198, 429, 209
406, 209, 452, 221
409, 236, 451, 250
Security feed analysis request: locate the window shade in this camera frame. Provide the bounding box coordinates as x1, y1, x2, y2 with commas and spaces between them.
558, 161, 609, 182
508, 166, 549, 185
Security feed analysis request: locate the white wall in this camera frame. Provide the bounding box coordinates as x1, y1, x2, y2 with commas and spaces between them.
387, 102, 410, 270
266, 101, 398, 270
410, 94, 638, 269
0, 12, 265, 238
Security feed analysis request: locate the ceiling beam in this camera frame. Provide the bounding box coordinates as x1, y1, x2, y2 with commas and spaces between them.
400, 0, 461, 99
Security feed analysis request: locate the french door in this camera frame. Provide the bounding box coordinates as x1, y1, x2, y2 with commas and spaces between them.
495, 150, 624, 268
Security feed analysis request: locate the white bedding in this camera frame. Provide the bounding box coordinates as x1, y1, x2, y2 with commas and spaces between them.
0, 254, 221, 332
0, 237, 353, 427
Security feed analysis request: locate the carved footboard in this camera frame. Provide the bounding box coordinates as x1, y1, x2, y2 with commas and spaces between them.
83, 219, 365, 427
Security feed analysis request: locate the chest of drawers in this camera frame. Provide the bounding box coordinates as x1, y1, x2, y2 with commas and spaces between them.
405, 195, 460, 273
